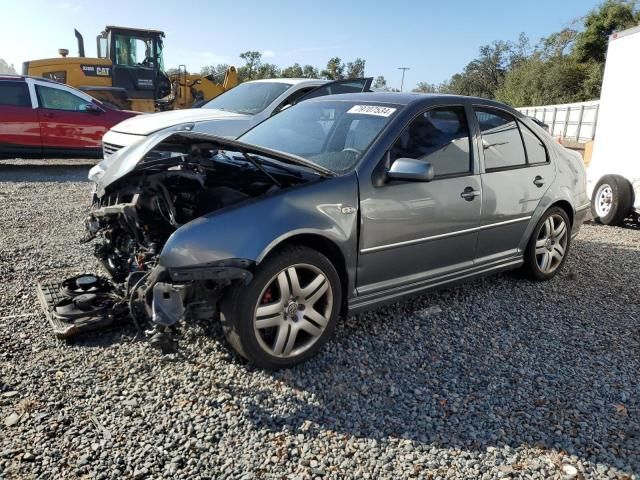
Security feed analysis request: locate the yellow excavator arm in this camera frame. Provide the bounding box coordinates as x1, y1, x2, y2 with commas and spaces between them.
168, 66, 238, 109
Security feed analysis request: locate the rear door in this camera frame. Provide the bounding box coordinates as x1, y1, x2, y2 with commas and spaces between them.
294, 78, 373, 104
35, 83, 107, 154
0, 80, 41, 158
473, 106, 555, 264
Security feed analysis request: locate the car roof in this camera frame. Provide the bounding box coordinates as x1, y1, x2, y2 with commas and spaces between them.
0, 75, 27, 82
246, 78, 328, 86
0, 74, 61, 85
304, 91, 521, 113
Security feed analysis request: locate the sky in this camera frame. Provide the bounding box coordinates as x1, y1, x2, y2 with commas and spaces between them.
1, 0, 603, 90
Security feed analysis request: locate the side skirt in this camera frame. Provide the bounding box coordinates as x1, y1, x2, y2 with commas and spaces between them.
347, 257, 523, 314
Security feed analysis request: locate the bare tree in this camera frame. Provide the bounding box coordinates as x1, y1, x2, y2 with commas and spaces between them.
0, 58, 17, 74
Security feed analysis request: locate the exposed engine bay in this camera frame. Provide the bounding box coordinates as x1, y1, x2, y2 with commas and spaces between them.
37, 133, 320, 351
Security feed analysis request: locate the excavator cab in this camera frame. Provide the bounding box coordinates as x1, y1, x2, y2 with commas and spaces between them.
95, 26, 170, 110
24, 25, 236, 112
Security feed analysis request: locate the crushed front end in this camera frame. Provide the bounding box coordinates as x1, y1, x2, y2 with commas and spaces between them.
36, 132, 314, 350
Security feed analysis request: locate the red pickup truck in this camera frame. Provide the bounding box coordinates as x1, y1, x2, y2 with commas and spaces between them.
0, 75, 138, 159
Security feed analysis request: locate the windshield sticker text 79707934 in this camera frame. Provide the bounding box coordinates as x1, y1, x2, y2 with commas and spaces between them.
347, 105, 396, 117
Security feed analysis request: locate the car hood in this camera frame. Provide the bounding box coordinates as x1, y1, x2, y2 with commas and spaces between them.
111, 108, 251, 135
91, 131, 334, 197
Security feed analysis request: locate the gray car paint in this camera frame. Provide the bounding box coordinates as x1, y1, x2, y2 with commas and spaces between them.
112, 92, 587, 314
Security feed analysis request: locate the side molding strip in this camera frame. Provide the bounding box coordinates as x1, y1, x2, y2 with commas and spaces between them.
360, 216, 532, 254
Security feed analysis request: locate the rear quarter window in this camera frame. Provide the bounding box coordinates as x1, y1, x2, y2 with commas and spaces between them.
519, 121, 549, 164
0, 81, 31, 107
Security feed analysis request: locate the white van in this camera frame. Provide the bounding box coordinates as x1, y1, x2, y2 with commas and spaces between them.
588, 25, 640, 225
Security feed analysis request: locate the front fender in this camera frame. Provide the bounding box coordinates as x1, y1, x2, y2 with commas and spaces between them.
159, 173, 360, 272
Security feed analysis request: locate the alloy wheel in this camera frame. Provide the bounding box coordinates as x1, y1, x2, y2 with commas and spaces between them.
253, 263, 333, 358
535, 214, 568, 274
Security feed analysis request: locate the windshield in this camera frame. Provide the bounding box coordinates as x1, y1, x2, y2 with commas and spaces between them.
239, 101, 399, 173
202, 81, 292, 115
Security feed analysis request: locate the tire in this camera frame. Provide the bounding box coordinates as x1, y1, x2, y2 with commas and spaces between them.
591, 175, 633, 226
220, 246, 342, 369
523, 207, 571, 281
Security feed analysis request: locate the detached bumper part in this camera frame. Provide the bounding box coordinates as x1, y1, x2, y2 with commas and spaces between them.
36, 275, 126, 338
151, 282, 185, 327
166, 259, 254, 283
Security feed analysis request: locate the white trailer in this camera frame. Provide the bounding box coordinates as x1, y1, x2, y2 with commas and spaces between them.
588, 25, 640, 225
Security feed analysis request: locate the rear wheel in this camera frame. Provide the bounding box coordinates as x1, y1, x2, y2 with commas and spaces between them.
524, 207, 571, 281
591, 175, 633, 226
220, 246, 341, 369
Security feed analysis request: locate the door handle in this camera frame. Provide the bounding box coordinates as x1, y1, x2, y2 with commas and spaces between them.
460, 187, 480, 201
41, 112, 55, 118
533, 176, 545, 187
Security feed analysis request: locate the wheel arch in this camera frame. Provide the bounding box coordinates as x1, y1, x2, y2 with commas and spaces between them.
258, 233, 350, 314
549, 199, 574, 226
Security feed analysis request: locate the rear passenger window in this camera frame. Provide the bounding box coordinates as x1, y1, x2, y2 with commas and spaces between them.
475, 108, 526, 171
519, 121, 548, 164
390, 106, 472, 177
0, 82, 31, 107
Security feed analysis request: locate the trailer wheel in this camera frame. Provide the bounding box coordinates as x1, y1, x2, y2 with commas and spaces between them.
591, 175, 633, 226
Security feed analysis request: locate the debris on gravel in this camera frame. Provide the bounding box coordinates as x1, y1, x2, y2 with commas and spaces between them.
1, 160, 639, 479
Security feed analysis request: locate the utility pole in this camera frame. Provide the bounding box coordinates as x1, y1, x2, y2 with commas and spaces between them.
398, 67, 410, 92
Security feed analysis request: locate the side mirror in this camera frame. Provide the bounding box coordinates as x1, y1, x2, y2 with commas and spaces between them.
387, 158, 434, 182
84, 103, 103, 114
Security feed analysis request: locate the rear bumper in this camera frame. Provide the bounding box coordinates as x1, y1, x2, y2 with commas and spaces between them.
572, 203, 591, 238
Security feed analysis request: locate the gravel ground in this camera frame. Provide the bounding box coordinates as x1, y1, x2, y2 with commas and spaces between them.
1, 160, 639, 480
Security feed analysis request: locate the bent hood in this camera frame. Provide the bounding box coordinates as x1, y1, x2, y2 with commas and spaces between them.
91, 131, 334, 197
111, 108, 250, 135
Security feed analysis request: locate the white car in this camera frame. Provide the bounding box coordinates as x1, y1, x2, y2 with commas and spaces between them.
101, 77, 372, 157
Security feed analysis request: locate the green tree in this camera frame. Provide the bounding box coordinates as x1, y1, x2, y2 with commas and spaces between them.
238, 51, 262, 81
321, 57, 345, 80
255, 63, 281, 79
373, 75, 387, 89
538, 28, 578, 58
345, 58, 366, 78
573, 0, 640, 63
281, 63, 304, 78
444, 40, 513, 98
496, 55, 593, 106
0, 58, 16, 74
200, 64, 230, 80
413, 82, 438, 93
302, 64, 319, 78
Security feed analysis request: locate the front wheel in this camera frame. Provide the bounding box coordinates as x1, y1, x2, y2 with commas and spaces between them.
523, 207, 571, 281
220, 246, 342, 369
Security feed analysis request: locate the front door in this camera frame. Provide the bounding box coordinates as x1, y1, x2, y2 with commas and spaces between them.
473, 107, 556, 264
35, 83, 107, 153
357, 105, 482, 296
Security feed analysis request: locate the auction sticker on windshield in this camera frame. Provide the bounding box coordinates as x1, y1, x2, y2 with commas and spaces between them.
347, 105, 396, 117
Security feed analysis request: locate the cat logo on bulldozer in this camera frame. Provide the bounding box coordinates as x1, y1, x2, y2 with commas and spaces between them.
81, 64, 111, 77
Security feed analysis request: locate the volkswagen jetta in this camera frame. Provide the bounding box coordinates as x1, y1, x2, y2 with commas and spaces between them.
39, 93, 589, 369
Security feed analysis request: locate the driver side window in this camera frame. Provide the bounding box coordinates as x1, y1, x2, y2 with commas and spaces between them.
390, 106, 472, 178
36, 85, 91, 111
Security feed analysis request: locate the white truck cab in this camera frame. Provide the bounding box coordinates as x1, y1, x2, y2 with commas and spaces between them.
588, 25, 640, 225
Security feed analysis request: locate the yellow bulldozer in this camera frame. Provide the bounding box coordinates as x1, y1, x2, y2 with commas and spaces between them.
23, 26, 238, 112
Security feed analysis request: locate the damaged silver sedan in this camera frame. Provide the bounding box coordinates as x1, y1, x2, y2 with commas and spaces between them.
38, 93, 588, 369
